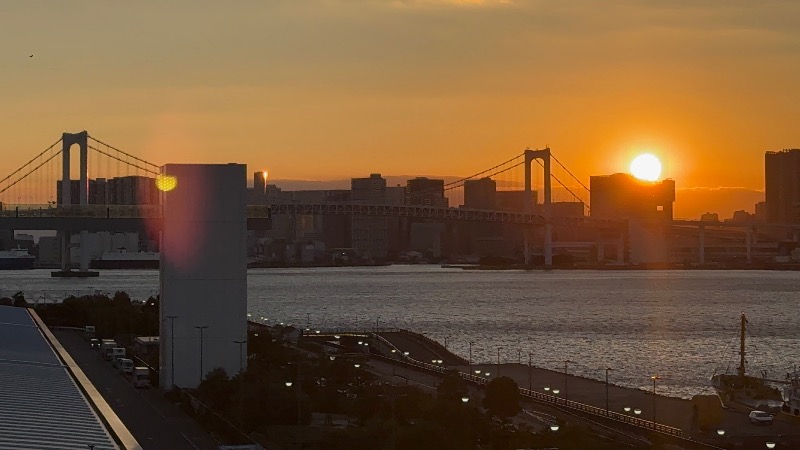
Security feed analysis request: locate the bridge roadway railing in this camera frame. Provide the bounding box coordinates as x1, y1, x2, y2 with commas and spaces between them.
0, 203, 624, 229
0, 204, 162, 218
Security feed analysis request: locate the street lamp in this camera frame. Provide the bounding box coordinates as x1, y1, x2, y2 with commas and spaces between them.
716, 429, 725, 436
552, 389, 560, 395
468, 341, 474, 372
461, 396, 470, 403
623, 406, 631, 413
544, 386, 550, 391
285, 381, 293, 387
633, 408, 642, 416
549, 424, 559, 432
605, 367, 613, 415
375, 316, 380, 333
766, 443, 776, 449
165, 315, 178, 389
444, 336, 449, 350
194, 325, 209, 384
496, 347, 502, 377
528, 353, 533, 391
651, 375, 661, 427
564, 359, 572, 404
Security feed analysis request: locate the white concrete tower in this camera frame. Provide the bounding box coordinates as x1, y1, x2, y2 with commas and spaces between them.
159, 164, 248, 389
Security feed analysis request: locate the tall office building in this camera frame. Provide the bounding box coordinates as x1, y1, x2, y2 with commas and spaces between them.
590, 173, 675, 264
765, 149, 800, 224
57, 176, 158, 206
253, 171, 267, 198
160, 164, 247, 389
406, 177, 447, 207
351, 174, 390, 259
464, 178, 496, 209
589, 173, 675, 221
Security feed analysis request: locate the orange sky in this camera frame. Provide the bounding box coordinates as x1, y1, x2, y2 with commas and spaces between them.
2, 1, 799, 218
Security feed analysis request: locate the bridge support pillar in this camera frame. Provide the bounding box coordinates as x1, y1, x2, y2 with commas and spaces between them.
544, 223, 553, 267
698, 225, 705, 265
59, 231, 71, 271
79, 230, 90, 272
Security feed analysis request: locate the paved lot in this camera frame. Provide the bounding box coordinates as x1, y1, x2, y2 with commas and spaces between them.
54, 330, 220, 450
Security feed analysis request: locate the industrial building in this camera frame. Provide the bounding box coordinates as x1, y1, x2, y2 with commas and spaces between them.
765, 149, 800, 224
159, 164, 248, 389
0, 305, 135, 449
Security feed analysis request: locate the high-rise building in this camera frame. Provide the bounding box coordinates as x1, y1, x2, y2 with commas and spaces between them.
351, 174, 389, 259
589, 173, 675, 221
406, 177, 447, 207
464, 178, 496, 209
57, 176, 158, 206
590, 173, 675, 264
495, 191, 538, 213
765, 149, 800, 224
253, 171, 267, 197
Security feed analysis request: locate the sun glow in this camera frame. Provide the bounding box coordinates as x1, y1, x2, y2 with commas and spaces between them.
262, 170, 269, 180
630, 153, 662, 181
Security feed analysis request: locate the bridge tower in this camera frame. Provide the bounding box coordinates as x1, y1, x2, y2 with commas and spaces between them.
57, 131, 93, 275
60, 131, 89, 207
523, 148, 553, 267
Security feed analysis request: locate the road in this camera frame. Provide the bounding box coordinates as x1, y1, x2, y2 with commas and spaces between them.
54, 330, 220, 450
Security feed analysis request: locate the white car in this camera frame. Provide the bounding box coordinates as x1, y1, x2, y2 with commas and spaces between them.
749, 410, 774, 425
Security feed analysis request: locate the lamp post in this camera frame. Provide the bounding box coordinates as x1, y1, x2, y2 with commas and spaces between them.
651, 375, 661, 428
194, 325, 209, 384
375, 316, 380, 333
605, 367, 613, 415
444, 336, 449, 351
518, 348, 521, 365
564, 360, 572, 404
166, 315, 178, 389
528, 353, 533, 391
234, 339, 246, 429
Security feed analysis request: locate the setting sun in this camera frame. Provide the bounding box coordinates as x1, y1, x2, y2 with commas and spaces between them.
630, 153, 662, 182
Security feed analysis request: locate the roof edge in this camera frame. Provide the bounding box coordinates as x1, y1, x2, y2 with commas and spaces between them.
28, 308, 142, 450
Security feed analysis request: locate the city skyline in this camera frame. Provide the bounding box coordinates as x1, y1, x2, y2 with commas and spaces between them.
3, 1, 799, 218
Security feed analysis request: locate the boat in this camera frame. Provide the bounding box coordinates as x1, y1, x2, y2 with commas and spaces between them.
90, 248, 159, 270
0, 247, 36, 270
710, 314, 785, 411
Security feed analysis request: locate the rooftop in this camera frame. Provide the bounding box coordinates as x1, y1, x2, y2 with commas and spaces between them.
0, 306, 119, 450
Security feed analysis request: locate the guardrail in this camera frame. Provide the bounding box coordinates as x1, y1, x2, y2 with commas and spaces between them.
370, 350, 685, 438
0, 204, 162, 218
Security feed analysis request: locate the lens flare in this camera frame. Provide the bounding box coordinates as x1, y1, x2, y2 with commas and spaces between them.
155, 174, 178, 192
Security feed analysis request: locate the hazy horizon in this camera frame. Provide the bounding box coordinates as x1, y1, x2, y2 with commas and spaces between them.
3, 1, 796, 216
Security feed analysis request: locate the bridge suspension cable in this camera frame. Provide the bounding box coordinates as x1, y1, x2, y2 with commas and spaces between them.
87, 135, 160, 172
87, 144, 159, 175
0, 149, 63, 196
443, 153, 524, 188
0, 138, 62, 186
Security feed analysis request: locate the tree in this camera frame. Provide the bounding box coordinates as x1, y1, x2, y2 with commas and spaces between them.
482, 376, 521, 420
436, 370, 468, 403
12, 291, 28, 308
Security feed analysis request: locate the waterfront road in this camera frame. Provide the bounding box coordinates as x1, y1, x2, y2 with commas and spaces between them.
54, 330, 220, 450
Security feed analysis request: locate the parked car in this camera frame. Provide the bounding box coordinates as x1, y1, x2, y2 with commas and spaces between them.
749, 410, 774, 425
89, 338, 100, 350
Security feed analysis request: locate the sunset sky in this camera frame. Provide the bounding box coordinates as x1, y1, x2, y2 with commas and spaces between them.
2, 1, 799, 218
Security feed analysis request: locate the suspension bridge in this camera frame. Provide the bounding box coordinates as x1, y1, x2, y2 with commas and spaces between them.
0, 131, 628, 272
